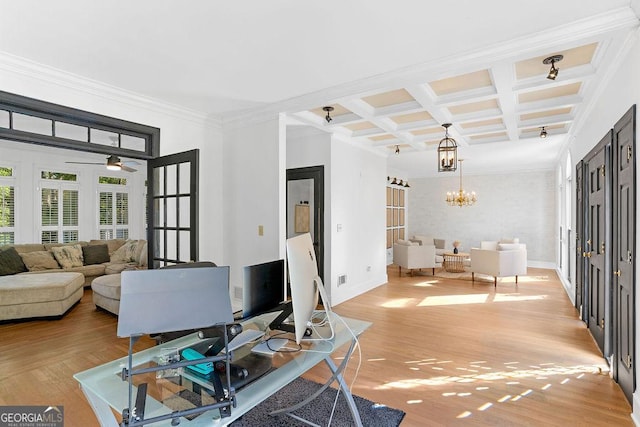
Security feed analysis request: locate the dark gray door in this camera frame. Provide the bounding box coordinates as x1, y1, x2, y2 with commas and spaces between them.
612, 105, 635, 403
575, 160, 585, 317
586, 134, 610, 354
286, 166, 324, 282
147, 149, 199, 268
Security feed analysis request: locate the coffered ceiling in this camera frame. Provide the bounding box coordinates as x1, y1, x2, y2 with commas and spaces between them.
288, 31, 636, 177
0, 1, 638, 178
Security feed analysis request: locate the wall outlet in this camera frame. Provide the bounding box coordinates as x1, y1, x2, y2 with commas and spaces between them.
366, 265, 371, 272
338, 274, 347, 286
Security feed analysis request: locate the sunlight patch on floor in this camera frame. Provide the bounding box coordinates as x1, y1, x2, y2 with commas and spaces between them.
380, 298, 417, 308
417, 293, 548, 307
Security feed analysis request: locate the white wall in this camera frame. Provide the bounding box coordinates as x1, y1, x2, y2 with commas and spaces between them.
0, 58, 225, 262
287, 127, 388, 306
222, 115, 286, 306
564, 30, 640, 421
408, 170, 557, 265
329, 134, 387, 305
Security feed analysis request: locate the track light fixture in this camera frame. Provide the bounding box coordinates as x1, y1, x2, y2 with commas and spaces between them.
387, 176, 409, 187
540, 126, 547, 138
543, 54, 563, 80
322, 106, 334, 123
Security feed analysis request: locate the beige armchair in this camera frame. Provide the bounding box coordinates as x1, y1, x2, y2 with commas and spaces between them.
470, 242, 527, 286
393, 240, 439, 276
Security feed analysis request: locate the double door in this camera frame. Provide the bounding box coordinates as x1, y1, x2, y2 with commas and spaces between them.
577, 105, 635, 403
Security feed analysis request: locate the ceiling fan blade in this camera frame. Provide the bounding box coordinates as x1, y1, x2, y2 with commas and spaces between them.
119, 164, 137, 172
122, 160, 141, 166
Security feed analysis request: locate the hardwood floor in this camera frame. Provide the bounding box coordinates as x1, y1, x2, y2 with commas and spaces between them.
0, 267, 632, 426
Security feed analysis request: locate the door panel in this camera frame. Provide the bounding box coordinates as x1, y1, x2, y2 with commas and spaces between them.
613, 106, 635, 403
586, 137, 608, 354
575, 161, 585, 316
147, 149, 199, 268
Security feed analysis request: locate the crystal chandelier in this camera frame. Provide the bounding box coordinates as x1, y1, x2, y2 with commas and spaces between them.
446, 159, 477, 207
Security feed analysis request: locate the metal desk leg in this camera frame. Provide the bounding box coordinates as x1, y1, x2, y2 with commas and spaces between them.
270, 340, 362, 426
79, 384, 119, 427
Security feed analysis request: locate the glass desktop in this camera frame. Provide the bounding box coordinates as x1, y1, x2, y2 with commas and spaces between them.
74, 312, 371, 426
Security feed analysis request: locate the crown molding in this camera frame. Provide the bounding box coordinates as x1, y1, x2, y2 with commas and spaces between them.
0, 51, 222, 130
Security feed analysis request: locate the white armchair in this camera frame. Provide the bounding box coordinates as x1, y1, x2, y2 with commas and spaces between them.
470, 242, 527, 287
393, 240, 439, 276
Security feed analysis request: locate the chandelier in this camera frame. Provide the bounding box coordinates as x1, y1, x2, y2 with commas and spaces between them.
446, 159, 477, 207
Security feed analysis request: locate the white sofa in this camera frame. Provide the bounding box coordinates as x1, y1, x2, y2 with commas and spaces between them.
470, 240, 527, 287
393, 239, 442, 276
409, 235, 448, 256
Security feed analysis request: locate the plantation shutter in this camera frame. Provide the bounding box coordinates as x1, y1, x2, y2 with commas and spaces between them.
0, 185, 15, 244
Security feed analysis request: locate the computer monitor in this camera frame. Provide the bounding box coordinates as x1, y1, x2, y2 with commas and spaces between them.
117, 266, 234, 337
286, 233, 322, 344
242, 259, 285, 319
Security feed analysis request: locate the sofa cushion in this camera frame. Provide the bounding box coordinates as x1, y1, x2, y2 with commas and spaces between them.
0, 272, 84, 306
111, 239, 144, 263
83, 244, 110, 265
480, 241, 499, 251
89, 239, 126, 255
20, 251, 60, 271
396, 239, 417, 246
8, 243, 47, 254
50, 244, 84, 269
63, 264, 106, 277
498, 243, 525, 251
0, 247, 28, 276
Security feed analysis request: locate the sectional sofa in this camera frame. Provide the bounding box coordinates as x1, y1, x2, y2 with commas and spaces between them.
0, 239, 147, 321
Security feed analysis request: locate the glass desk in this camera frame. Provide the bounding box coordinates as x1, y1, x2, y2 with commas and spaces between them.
74, 312, 371, 426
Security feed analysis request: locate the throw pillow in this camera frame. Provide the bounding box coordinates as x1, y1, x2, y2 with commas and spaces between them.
498, 243, 523, 251
50, 244, 84, 269
0, 247, 28, 276
111, 239, 141, 263
82, 244, 110, 265
413, 235, 434, 246
20, 251, 60, 271
433, 238, 446, 250
499, 237, 520, 244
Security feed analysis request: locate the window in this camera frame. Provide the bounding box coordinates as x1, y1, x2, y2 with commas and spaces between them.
99, 176, 129, 239
40, 171, 79, 243
0, 166, 15, 244
386, 185, 406, 249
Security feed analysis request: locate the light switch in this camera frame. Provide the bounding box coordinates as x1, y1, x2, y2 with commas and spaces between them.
258, 225, 264, 236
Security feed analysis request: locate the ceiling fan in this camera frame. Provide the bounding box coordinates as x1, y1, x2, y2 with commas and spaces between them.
66, 155, 140, 172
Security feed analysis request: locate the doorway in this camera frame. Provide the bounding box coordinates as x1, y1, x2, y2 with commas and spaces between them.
286, 166, 324, 283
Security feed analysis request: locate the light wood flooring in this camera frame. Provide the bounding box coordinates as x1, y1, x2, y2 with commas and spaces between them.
0, 267, 633, 426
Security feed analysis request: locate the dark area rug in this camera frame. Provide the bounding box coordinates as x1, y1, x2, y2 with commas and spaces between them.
229, 377, 405, 426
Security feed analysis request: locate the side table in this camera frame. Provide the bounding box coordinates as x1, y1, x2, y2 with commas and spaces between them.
443, 252, 470, 273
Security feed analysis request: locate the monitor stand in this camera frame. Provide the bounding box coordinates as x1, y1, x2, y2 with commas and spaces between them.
268, 301, 312, 337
